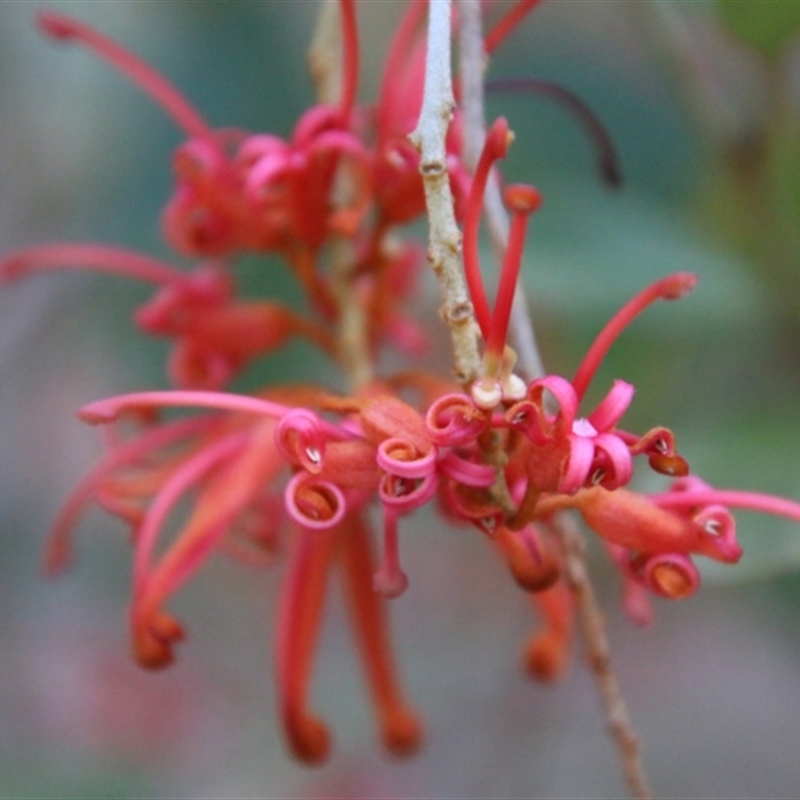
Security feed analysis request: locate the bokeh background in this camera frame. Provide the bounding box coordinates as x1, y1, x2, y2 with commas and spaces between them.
3, 1, 800, 797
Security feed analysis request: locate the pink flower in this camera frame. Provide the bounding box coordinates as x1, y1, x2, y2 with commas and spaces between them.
0, 244, 332, 389
60, 386, 425, 762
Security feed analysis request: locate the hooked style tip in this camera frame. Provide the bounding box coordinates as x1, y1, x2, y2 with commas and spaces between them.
286, 716, 331, 765
599, 151, 623, 189
504, 183, 543, 214
0, 256, 27, 282
133, 613, 185, 670
524, 631, 569, 682
372, 566, 409, 598
381, 710, 423, 757
486, 116, 513, 160
76, 403, 117, 425
660, 272, 698, 300
498, 527, 561, 593
37, 10, 79, 40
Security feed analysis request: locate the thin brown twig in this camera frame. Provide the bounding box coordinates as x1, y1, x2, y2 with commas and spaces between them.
552, 511, 655, 800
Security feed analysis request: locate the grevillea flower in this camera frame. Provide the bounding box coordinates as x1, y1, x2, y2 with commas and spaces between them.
500, 273, 696, 529
55, 386, 425, 761
0, 244, 333, 389
13, 2, 800, 788
37, 4, 363, 259
48, 381, 502, 759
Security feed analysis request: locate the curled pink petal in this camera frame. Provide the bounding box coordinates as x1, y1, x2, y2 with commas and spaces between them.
436, 452, 495, 488
236, 133, 289, 170
558, 434, 594, 494
527, 375, 579, 433
306, 130, 369, 163
173, 138, 228, 184
376, 438, 436, 480
284, 472, 346, 530
378, 471, 438, 512
425, 393, 489, 446
291, 104, 341, 149
246, 155, 291, 205
587, 380, 634, 432
590, 433, 633, 490
625, 426, 689, 477
504, 398, 544, 440
275, 409, 328, 474
692, 505, 742, 564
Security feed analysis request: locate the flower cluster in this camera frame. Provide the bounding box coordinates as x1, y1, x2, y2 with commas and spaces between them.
5, 0, 800, 772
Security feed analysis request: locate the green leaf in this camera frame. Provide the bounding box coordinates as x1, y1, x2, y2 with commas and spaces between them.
718, 0, 800, 60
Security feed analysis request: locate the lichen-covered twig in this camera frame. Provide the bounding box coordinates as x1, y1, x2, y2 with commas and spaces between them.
409, 0, 482, 387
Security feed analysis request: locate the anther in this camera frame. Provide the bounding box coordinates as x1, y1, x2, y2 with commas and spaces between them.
305, 447, 321, 466
590, 467, 606, 486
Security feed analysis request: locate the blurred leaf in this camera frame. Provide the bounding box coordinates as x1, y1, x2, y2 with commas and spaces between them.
718, 0, 800, 60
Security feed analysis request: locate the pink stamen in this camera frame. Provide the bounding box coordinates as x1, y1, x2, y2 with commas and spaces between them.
483, 184, 542, 370
463, 117, 512, 338
373, 506, 409, 598
571, 272, 697, 401
484, 0, 545, 55
0, 243, 187, 285
276, 525, 336, 764
78, 390, 294, 425
132, 432, 248, 599
338, 514, 422, 755
376, 0, 426, 140
651, 488, 800, 526
135, 422, 283, 638
44, 416, 208, 576
338, 0, 359, 122
37, 11, 212, 140
524, 579, 573, 682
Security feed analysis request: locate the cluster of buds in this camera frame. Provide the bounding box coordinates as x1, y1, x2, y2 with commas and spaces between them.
4, 0, 800, 773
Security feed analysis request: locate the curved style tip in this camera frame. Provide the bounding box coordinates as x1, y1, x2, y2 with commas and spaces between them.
36, 10, 78, 40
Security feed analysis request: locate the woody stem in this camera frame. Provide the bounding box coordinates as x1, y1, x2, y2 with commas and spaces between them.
550, 511, 654, 800
410, 0, 482, 387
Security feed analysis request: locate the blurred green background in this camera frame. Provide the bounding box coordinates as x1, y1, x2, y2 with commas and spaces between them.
3, 1, 800, 797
